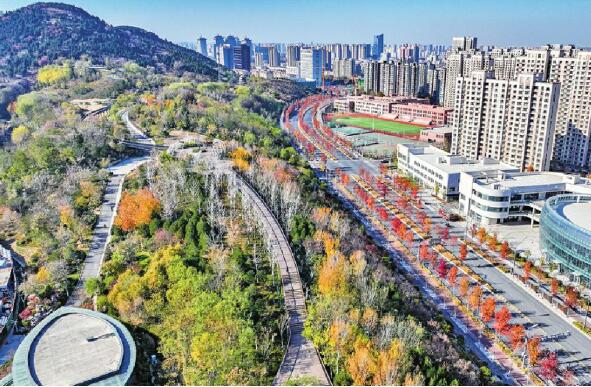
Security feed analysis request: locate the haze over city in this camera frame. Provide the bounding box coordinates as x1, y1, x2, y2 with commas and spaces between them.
1, 0, 591, 46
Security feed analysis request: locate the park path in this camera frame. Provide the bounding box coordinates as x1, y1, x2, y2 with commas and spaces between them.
67, 111, 151, 306
234, 177, 331, 386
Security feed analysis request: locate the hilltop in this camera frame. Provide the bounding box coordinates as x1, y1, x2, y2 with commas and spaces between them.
0, 2, 221, 77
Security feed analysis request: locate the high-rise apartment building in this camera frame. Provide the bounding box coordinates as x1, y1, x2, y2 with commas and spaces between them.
372, 34, 384, 59
286, 45, 301, 67
213, 35, 224, 64
333, 58, 355, 80
451, 71, 559, 171
452, 36, 478, 52
300, 47, 323, 85
197, 36, 207, 57
363, 61, 381, 93
364, 60, 439, 99
547, 51, 591, 168
268, 45, 280, 67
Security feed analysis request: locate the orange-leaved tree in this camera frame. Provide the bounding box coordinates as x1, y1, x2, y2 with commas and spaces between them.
468, 285, 482, 310
509, 324, 525, 351
348, 338, 377, 385
115, 188, 160, 232
459, 243, 468, 261
448, 266, 458, 288
480, 296, 496, 323
527, 336, 541, 366
500, 241, 509, 259
493, 306, 511, 334
459, 276, 470, 298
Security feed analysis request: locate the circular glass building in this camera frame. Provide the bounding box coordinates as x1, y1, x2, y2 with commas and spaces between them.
540, 194, 591, 286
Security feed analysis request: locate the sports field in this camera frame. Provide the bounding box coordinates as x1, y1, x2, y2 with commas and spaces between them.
332, 116, 423, 136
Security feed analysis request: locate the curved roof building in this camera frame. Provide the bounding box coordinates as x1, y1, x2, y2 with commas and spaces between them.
10, 307, 135, 386
540, 194, 591, 286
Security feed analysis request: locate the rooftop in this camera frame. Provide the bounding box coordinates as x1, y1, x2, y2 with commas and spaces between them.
12, 307, 135, 386
469, 171, 591, 193
420, 126, 453, 134
556, 201, 591, 232
399, 143, 518, 175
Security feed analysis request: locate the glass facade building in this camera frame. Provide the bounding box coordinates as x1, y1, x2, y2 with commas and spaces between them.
540, 194, 591, 286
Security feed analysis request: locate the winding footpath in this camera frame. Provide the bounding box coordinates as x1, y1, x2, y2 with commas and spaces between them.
68, 110, 331, 385
67, 111, 151, 306
235, 178, 331, 386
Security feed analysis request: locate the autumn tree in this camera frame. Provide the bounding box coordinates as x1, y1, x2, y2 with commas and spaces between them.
509, 324, 525, 351
459, 243, 468, 261
348, 339, 377, 385
115, 188, 161, 232
448, 266, 458, 288
436, 259, 447, 278
493, 306, 511, 334
459, 276, 470, 298
524, 260, 533, 281
318, 252, 349, 297
419, 243, 429, 260
468, 285, 482, 310
327, 319, 353, 376
476, 227, 487, 244
373, 339, 408, 385
551, 278, 559, 299
480, 297, 496, 323
565, 286, 579, 312
230, 146, 252, 171
527, 336, 541, 366
500, 241, 509, 259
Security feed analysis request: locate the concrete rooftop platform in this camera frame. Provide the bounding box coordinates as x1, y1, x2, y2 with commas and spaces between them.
11, 307, 135, 386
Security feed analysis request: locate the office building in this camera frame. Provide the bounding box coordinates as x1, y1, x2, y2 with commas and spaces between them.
300, 47, 323, 86
541, 194, 591, 286
217, 44, 234, 68
397, 143, 518, 201
224, 35, 239, 47
451, 71, 560, 171
460, 170, 591, 226
233, 43, 251, 71
372, 34, 384, 59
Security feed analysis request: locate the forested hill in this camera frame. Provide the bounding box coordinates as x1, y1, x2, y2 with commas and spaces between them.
0, 2, 221, 77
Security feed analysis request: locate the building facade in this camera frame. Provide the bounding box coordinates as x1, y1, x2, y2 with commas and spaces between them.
541, 194, 591, 286
451, 71, 560, 171
459, 171, 591, 225
397, 143, 518, 200
300, 47, 323, 86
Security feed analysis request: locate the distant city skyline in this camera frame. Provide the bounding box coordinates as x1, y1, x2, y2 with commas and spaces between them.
1, 0, 591, 47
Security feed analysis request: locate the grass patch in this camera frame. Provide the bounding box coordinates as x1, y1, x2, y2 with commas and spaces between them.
333, 116, 423, 135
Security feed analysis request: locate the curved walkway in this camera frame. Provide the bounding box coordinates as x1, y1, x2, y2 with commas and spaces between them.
235, 177, 331, 386
68, 111, 151, 306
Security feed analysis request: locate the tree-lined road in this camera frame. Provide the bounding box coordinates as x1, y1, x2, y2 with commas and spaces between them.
289, 99, 591, 385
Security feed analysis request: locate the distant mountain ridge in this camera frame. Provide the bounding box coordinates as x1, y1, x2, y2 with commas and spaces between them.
0, 2, 222, 77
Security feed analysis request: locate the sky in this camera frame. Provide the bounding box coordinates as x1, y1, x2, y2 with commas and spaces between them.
1, 0, 591, 47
